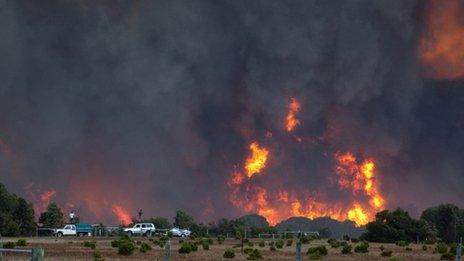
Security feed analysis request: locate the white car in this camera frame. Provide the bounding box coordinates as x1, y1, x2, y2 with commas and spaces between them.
170, 227, 191, 237
124, 223, 155, 236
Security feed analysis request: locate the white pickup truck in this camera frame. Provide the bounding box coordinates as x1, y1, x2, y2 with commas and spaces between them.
124, 223, 155, 236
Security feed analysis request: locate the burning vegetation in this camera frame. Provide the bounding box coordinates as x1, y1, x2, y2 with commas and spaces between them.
419, 0, 464, 79
228, 98, 387, 226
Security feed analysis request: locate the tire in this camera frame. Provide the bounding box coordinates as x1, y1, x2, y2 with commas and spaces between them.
181, 234, 186, 238
127, 231, 132, 237
57, 232, 63, 237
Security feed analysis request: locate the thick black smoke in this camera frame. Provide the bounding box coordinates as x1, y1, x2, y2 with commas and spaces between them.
0, 0, 463, 224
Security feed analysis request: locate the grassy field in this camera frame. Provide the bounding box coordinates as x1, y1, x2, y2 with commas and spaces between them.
0, 237, 444, 260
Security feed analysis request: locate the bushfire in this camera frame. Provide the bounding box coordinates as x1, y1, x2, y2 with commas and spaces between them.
228, 98, 387, 226
419, 0, 464, 79
286, 98, 301, 132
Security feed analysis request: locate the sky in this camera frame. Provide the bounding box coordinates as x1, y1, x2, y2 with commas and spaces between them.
0, 0, 463, 225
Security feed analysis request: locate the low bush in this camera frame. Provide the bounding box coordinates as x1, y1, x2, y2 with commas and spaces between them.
286, 239, 293, 246
202, 242, 209, 250
341, 244, 352, 254
247, 242, 254, 247
269, 245, 276, 251
244, 247, 253, 254
93, 251, 103, 261
436, 243, 448, 254
300, 236, 311, 244
140, 242, 152, 253
16, 239, 27, 246
275, 240, 284, 248
449, 243, 457, 254
395, 240, 409, 247
111, 240, 120, 248
218, 235, 225, 244
351, 238, 359, 243
307, 245, 328, 256
354, 242, 369, 253
247, 249, 262, 260
118, 241, 135, 255
259, 241, 265, 247
422, 245, 428, 251
3, 242, 15, 249
381, 250, 392, 257
440, 252, 455, 260
179, 242, 193, 254
83, 241, 96, 249
308, 252, 321, 260
223, 249, 235, 258
405, 247, 412, 251
379, 245, 385, 251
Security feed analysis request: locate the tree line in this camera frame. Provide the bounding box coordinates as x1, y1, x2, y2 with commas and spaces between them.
1, 182, 463, 243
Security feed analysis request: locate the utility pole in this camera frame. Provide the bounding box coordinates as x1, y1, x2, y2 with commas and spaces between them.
456, 237, 462, 261
295, 238, 301, 261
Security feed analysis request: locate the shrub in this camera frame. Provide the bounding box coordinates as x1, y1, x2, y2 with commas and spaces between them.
354, 242, 369, 253
405, 247, 412, 251
247, 249, 262, 260
111, 240, 120, 248
381, 250, 393, 257
218, 235, 225, 244
268, 241, 274, 247
343, 235, 350, 241
118, 241, 135, 255
275, 240, 284, 248
178, 242, 193, 254
425, 237, 437, 245
441, 253, 455, 260
259, 241, 265, 247
308, 252, 321, 260
202, 242, 209, 250
422, 245, 428, 251
395, 241, 409, 247
379, 245, 385, 251
448, 243, 457, 254
351, 238, 359, 243
140, 242, 152, 253
247, 242, 254, 247
286, 239, 293, 246
223, 249, 235, 258
93, 251, 104, 261
300, 236, 311, 244
83, 241, 96, 249
436, 243, 448, 254
269, 245, 276, 251
3, 242, 15, 249
16, 239, 27, 246
244, 248, 253, 254
307, 245, 328, 256
341, 244, 352, 254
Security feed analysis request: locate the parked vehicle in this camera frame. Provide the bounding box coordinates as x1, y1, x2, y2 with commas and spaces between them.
54, 224, 92, 237
170, 227, 191, 237
124, 223, 155, 236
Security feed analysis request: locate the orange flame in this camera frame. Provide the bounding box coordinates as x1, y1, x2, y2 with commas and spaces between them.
419, 0, 464, 79
244, 142, 269, 178
229, 149, 386, 226
111, 204, 131, 225
286, 98, 301, 132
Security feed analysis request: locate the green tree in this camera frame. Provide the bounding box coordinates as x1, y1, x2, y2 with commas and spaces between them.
363, 208, 436, 243
147, 217, 171, 229
39, 203, 64, 228
421, 204, 463, 243
174, 210, 195, 229
0, 183, 36, 236
13, 198, 36, 236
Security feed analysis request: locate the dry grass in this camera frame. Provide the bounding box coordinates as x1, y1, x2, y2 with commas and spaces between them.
0, 237, 441, 260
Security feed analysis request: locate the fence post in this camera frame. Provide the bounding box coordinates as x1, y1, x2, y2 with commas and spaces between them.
31, 248, 44, 261
164, 239, 171, 261
295, 239, 301, 261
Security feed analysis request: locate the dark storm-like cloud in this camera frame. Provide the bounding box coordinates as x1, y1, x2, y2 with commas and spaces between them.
0, 0, 462, 224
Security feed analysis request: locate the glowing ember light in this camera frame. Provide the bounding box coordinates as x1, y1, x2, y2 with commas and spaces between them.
40, 190, 56, 203
111, 204, 131, 225
419, 0, 464, 79
244, 142, 269, 178
286, 98, 301, 132
347, 204, 370, 226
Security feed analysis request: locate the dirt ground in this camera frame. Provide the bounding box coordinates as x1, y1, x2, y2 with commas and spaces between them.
0, 237, 443, 260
